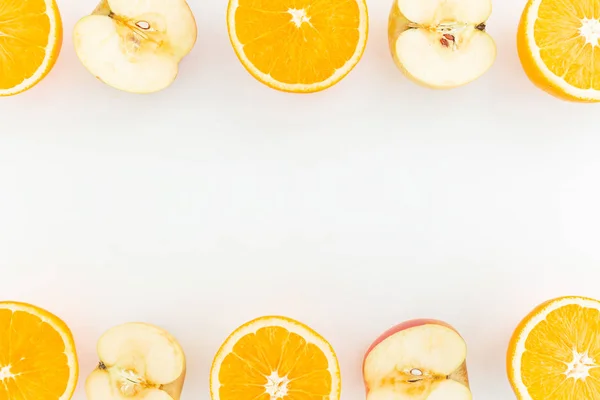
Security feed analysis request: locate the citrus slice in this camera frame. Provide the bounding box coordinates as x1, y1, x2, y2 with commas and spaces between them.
226, 0, 368, 93
517, 0, 600, 102
507, 296, 600, 399
210, 316, 341, 400
0, 0, 62, 96
0, 301, 78, 399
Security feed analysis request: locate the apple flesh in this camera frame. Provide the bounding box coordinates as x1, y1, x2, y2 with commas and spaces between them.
388, 0, 496, 89
86, 322, 186, 400
363, 319, 471, 400
73, 0, 197, 94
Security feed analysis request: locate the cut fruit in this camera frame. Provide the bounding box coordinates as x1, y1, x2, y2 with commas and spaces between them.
210, 316, 341, 400
0, 0, 63, 96
86, 322, 186, 400
507, 296, 600, 399
363, 319, 471, 400
388, 0, 496, 89
227, 0, 369, 93
0, 301, 78, 399
517, 0, 600, 102
73, 0, 197, 94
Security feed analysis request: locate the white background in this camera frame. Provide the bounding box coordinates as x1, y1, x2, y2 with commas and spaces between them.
1, 0, 599, 399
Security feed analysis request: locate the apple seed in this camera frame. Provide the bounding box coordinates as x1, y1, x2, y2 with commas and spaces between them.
135, 21, 151, 30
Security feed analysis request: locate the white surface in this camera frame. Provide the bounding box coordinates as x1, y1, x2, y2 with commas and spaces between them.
1, 0, 600, 399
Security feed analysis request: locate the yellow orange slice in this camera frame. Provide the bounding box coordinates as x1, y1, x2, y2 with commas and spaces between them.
507, 296, 600, 399
0, 0, 62, 96
0, 301, 78, 399
227, 0, 368, 93
517, 0, 600, 102
210, 315, 341, 400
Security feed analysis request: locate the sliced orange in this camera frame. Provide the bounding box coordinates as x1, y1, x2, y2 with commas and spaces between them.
507, 296, 600, 399
0, 0, 63, 96
227, 0, 368, 93
0, 301, 78, 399
517, 0, 600, 102
210, 315, 341, 400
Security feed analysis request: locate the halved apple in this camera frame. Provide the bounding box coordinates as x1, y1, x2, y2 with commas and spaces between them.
86, 322, 186, 400
73, 0, 197, 94
363, 319, 471, 400
388, 0, 496, 89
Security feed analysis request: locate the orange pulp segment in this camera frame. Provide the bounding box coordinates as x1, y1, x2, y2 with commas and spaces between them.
0, 0, 63, 96
0, 301, 78, 400
227, 0, 368, 93
507, 296, 600, 399
210, 316, 341, 400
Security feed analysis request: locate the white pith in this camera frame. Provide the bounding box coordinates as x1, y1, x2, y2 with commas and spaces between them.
0, 0, 59, 95
86, 323, 185, 400
227, 0, 368, 92
565, 348, 597, 380
580, 18, 600, 46
525, 0, 600, 100
364, 324, 470, 400
393, 0, 495, 89
73, 0, 197, 94
288, 8, 311, 29
210, 316, 341, 400
0, 365, 13, 381
0, 303, 77, 400
510, 297, 600, 399
265, 371, 290, 399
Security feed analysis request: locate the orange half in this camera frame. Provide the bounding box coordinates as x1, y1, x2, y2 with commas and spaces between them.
0, 0, 63, 96
210, 315, 341, 400
0, 301, 78, 400
518, 0, 600, 101
507, 296, 600, 399
227, 0, 368, 93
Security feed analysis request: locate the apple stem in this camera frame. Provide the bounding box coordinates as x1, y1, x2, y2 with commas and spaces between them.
98, 361, 107, 370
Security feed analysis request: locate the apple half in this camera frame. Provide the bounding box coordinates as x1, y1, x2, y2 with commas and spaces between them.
73, 0, 197, 94
388, 0, 496, 89
363, 319, 471, 400
86, 322, 186, 400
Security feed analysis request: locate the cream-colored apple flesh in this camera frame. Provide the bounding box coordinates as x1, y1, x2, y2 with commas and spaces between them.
73, 0, 197, 93
363, 323, 471, 400
86, 322, 186, 400
389, 0, 496, 89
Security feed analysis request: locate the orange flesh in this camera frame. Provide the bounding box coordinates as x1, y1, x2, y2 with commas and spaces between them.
0, 0, 52, 89
218, 325, 332, 400
534, 0, 600, 89
520, 304, 600, 399
0, 308, 70, 400
233, 0, 360, 85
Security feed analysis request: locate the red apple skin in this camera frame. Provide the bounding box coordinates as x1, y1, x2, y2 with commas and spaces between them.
362, 319, 470, 396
